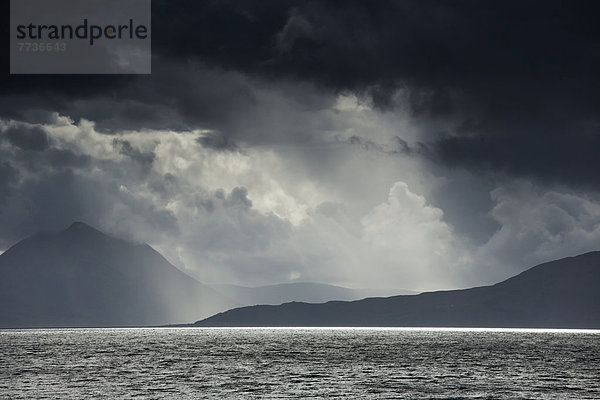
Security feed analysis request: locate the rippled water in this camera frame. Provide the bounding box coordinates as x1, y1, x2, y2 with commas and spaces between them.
1, 328, 599, 399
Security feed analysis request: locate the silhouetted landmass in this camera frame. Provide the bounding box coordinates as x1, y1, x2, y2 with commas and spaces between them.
0, 222, 234, 328
210, 282, 417, 306
196, 252, 600, 328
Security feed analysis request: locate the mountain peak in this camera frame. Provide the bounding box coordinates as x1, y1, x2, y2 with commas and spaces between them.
0, 221, 234, 327
57, 221, 115, 244
63, 221, 105, 236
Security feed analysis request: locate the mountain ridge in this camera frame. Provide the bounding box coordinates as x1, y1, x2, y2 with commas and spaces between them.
209, 282, 417, 306
195, 251, 600, 328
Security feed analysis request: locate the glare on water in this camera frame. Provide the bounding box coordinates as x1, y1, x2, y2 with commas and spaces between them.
1, 328, 599, 399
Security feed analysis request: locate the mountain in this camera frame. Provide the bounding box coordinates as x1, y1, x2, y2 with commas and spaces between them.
196, 251, 600, 328
0, 222, 235, 328
210, 282, 417, 306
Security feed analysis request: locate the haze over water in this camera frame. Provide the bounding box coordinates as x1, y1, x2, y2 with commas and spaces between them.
2, 328, 599, 399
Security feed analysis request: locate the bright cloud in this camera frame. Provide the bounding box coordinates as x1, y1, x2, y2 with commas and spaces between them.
2, 93, 600, 292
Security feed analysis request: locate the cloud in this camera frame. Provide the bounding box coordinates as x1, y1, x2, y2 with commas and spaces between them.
0, 113, 464, 289
2, 1, 599, 189
2, 1, 600, 289
475, 181, 600, 279
3, 125, 49, 151
0, 116, 296, 281
3, 112, 600, 291
428, 170, 500, 246
433, 131, 600, 190
112, 139, 156, 169
197, 131, 239, 151
360, 182, 469, 288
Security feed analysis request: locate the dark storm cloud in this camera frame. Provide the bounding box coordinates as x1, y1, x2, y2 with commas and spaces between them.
5, 1, 600, 108
222, 187, 253, 209
197, 131, 239, 151
340, 135, 431, 158
0, 123, 89, 174
2, 0, 600, 187
3, 126, 49, 151
112, 139, 156, 168
433, 132, 600, 189
1, 144, 91, 175
148, 1, 600, 105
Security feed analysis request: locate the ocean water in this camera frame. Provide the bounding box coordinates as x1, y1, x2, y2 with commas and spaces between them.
1, 328, 599, 399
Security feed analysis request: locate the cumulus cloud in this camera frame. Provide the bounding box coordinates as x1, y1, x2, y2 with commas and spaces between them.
2, 0, 600, 294
2, 110, 600, 291
360, 182, 470, 288
474, 182, 600, 280
0, 111, 466, 289
0, 115, 317, 284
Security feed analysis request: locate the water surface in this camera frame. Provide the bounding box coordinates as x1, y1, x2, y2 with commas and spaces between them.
1, 327, 599, 399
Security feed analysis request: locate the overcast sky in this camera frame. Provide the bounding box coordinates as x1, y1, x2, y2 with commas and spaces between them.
2, 1, 600, 290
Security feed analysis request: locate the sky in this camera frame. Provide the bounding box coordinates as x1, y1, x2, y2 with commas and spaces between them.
2, 1, 600, 291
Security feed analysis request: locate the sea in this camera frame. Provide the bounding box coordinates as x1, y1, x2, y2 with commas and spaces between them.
1, 327, 599, 399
